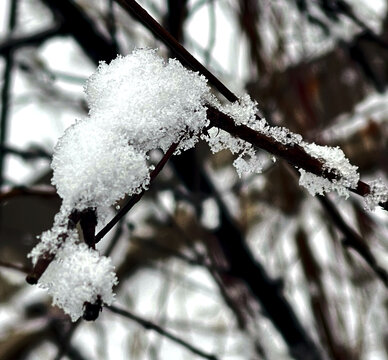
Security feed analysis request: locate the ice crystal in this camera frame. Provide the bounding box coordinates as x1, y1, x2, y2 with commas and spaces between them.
298, 169, 352, 198
203, 95, 265, 176
364, 178, 388, 211
299, 143, 360, 198
204, 94, 359, 195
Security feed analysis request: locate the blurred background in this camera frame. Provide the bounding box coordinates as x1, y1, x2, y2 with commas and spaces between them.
0, 0, 388, 359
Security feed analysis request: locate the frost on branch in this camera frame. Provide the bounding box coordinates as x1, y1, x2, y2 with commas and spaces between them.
203, 95, 267, 176
299, 144, 360, 199
364, 178, 388, 210
203, 95, 359, 198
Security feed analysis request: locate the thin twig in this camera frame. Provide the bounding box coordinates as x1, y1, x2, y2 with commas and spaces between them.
107, 305, 219, 360
206, 105, 387, 210
95, 142, 179, 243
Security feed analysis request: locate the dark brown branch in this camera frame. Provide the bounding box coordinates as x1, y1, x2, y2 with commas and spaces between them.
107, 305, 219, 360
206, 105, 387, 210
0, 185, 57, 203
26, 234, 67, 285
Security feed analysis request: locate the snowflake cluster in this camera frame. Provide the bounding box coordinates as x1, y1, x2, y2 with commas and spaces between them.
39, 236, 118, 321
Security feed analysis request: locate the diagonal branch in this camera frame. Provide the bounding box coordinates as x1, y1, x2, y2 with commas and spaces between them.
114, 0, 238, 103
107, 304, 219, 360
206, 105, 387, 210
114, 0, 387, 212
317, 195, 388, 287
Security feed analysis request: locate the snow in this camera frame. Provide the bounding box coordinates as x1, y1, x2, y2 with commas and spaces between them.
298, 169, 352, 198
364, 178, 388, 211
299, 143, 360, 199
54, 48, 212, 213
38, 238, 118, 322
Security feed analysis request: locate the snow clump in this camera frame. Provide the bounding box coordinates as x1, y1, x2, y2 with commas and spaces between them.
53, 48, 212, 213
39, 236, 118, 321
364, 178, 388, 210
30, 49, 214, 321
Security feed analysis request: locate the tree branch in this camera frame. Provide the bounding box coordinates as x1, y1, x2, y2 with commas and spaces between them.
206, 105, 387, 210
114, 0, 238, 103
0, 185, 57, 203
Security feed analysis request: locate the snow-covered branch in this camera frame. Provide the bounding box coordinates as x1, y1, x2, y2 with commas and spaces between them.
26, 48, 388, 322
